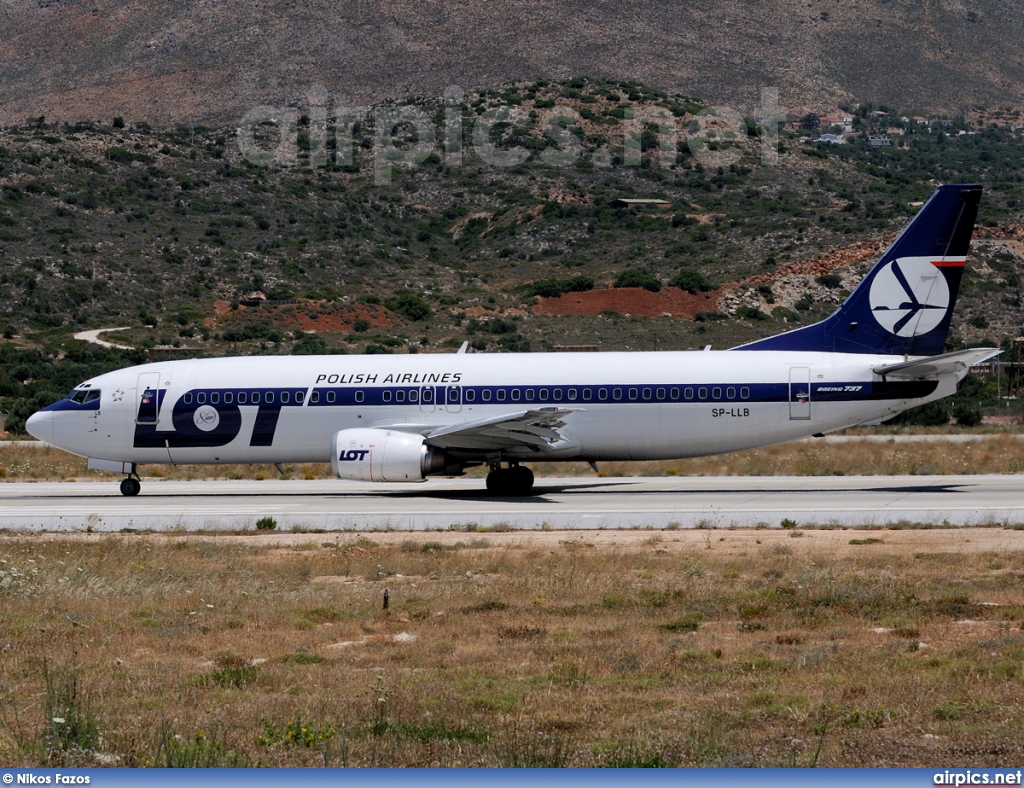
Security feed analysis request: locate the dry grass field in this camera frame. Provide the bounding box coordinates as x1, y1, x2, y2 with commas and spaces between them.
1, 529, 1023, 768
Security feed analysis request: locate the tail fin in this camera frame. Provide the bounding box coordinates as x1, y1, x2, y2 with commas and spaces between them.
736, 184, 983, 356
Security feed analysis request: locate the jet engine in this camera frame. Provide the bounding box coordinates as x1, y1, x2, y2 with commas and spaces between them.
331, 428, 448, 482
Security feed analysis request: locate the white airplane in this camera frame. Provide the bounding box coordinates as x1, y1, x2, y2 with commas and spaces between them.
27, 184, 997, 497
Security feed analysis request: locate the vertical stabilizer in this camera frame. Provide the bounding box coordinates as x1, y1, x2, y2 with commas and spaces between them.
735, 184, 983, 356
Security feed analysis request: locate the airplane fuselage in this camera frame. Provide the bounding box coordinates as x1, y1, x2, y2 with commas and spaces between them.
29, 349, 953, 467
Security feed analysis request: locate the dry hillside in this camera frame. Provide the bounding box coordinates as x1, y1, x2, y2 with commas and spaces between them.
2, 0, 1024, 125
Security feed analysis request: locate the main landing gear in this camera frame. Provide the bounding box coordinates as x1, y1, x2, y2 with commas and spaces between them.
119, 474, 142, 497
485, 463, 535, 496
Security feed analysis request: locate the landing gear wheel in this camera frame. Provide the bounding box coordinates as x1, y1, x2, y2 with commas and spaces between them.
119, 477, 141, 497
485, 465, 535, 496
510, 465, 534, 495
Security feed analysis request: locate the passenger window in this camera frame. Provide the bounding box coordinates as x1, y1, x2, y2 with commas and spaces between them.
525, 389, 534, 401
698, 388, 708, 400
741, 387, 750, 399
466, 390, 475, 402
225, 392, 233, 404
643, 388, 652, 400
266, 392, 275, 404
598, 389, 607, 401
383, 390, 392, 403
295, 391, 304, 404
422, 389, 432, 403
656, 388, 665, 400
409, 390, 418, 403
281, 391, 290, 404
252, 392, 261, 404
355, 391, 364, 403
184, 393, 193, 405
566, 388, 576, 400
511, 389, 520, 402
326, 391, 335, 404
583, 389, 592, 401
497, 390, 506, 402
239, 391, 248, 404
539, 389, 548, 401
197, 393, 206, 405
309, 391, 317, 404
726, 387, 736, 399
482, 390, 491, 402
712, 387, 721, 399
396, 390, 405, 402
684, 388, 693, 400
211, 392, 220, 405
671, 387, 680, 400
628, 388, 638, 400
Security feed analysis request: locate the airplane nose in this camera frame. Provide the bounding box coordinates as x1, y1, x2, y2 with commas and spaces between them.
25, 411, 54, 444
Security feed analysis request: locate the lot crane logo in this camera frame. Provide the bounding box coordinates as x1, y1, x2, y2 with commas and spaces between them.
193, 404, 220, 432
868, 257, 950, 337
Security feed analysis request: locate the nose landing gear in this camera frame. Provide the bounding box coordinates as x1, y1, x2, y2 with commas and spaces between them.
119, 475, 142, 497
485, 463, 535, 496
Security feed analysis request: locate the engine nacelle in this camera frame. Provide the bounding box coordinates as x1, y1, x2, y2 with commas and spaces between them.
331, 428, 447, 483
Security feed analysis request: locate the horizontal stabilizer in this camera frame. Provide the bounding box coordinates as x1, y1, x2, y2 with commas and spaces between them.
873, 348, 1000, 379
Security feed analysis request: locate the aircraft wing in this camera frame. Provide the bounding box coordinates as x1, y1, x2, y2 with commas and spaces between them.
424, 408, 581, 452
873, 348, 1001, 379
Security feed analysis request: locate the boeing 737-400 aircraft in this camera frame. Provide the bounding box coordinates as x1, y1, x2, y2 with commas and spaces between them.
26, 184, 997, 496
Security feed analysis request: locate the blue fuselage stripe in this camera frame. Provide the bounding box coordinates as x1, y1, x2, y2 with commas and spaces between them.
147, 380, 939, 412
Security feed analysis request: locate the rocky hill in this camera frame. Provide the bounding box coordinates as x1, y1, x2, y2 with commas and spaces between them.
2, 0, 1024, 126
1, 78, 1022, 363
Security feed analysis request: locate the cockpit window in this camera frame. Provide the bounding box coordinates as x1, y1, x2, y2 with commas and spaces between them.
67, 389, 101, 404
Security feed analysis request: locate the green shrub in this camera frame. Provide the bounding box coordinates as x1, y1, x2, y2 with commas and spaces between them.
523, 275, 594, 298
384, 292, 432, 321
256, 516, 277, 531
669, 269, 713, 293
613, 269, 661, 292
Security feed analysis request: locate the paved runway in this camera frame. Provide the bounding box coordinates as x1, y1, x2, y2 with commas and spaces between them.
2, 474, 1024, 531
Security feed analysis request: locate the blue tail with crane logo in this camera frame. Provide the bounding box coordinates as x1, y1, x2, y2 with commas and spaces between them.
735, 184, 983, 356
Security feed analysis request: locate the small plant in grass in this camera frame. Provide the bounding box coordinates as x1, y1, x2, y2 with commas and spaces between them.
198, 654, 258, 689
42, 654, 98, 762
659, 614, 702, 632
368, 672, 391, 736
255, 516, 277, 531
155, 725, 247, 767
258, 715, 336, 748
493, 721, 574, 767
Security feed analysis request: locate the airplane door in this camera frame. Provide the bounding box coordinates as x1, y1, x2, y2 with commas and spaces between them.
136, 372, 161, 425
789, 367, 811, 420
419, 386, 436, 414
445, 385, 462, 414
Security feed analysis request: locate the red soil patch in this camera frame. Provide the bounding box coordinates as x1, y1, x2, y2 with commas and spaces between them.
533, 286, 725, 320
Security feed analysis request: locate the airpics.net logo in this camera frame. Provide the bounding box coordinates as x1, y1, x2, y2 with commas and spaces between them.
235, 84, 786, 184
868, 257, 952, 338
934, 770, 1024, 786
